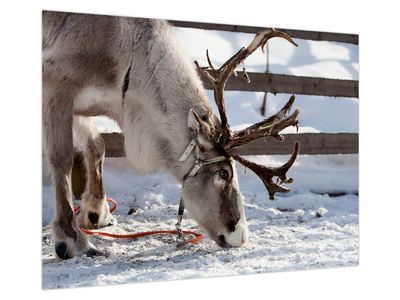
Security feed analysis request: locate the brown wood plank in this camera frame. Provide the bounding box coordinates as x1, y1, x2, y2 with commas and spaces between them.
102, 133, 359, 157
238, 133, 358, 155
169, 20, 359, 45
102, 133, 125, 157
199, 71, 359, 98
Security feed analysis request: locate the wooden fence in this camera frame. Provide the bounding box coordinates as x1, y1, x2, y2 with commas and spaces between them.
103, 21, 359, 157
102, 132, 358, 157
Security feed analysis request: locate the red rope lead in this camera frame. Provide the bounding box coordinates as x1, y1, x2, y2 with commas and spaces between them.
74, 198, 204, 246
73, 198, 118, 214
80, 228, 204, 246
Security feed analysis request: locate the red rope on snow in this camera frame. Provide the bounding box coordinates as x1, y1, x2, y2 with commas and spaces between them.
73, 198, 204, 246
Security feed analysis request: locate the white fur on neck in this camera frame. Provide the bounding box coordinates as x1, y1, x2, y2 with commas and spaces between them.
121, 20, 210, 178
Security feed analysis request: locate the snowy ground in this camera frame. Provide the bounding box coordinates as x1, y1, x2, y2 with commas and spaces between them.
41, 24, 359, 289
42, 154, 358, 289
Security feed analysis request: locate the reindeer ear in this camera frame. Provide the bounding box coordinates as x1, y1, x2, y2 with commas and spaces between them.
187, 108, 214, 150
187, 109, 203, 133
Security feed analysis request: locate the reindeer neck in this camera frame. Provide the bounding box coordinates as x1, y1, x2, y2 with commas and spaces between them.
121, 19, 211, 181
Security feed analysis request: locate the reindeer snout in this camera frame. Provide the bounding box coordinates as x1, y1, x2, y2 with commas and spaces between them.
221, 222, 249, 247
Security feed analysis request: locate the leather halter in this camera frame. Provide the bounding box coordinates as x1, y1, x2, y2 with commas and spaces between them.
180, 139, 228, 179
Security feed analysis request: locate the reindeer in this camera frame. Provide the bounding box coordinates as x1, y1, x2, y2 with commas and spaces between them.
42, 11, 299, 260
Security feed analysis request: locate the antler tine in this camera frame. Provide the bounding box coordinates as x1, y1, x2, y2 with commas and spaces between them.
194, 60, 217, 84
232, 142, 300, 200
206, 49, 215, 70
226, 95, 299, 152
247, 28, 298, 54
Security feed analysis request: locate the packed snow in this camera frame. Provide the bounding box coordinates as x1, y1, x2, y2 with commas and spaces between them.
42, 24, 359, 289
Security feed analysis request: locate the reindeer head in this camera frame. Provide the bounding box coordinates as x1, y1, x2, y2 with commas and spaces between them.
181, 28, 300, 247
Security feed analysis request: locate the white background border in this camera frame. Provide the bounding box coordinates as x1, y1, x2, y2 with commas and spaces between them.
1, 0, 399, 299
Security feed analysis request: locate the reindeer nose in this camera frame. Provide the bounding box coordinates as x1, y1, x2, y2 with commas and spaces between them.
227, 220, 236, 233
223, 222, 249, 247
218, 234, 227, 247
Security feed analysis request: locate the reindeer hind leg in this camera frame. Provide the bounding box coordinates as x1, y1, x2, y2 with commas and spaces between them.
73, 116, 117, 229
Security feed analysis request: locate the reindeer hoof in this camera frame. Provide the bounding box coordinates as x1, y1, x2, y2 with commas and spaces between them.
55, 241, 70, 260
84, 247, 107, 258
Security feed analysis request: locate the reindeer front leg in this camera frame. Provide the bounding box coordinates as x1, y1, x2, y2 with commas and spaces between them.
43, 90, 103, 260
73, 116, 117, 229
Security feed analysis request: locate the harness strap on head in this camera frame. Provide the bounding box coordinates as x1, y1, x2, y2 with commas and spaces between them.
178, 139, 196, 162
180, 138, 228, 178
187, 155, 227, 177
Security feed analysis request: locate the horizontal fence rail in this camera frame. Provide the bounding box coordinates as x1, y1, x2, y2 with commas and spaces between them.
199, 71, 359, 98
103, 133, 125, 157
169, 20, 359, 45
238, 133, 359, 155
102, 133, 359, 157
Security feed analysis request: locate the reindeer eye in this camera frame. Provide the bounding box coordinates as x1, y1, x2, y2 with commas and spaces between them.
219, 169, 229, 180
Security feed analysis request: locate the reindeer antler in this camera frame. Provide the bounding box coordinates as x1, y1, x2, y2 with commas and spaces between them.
232, 142, 300, 200
226, 95, 299, 151
196, 28, 301, 200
